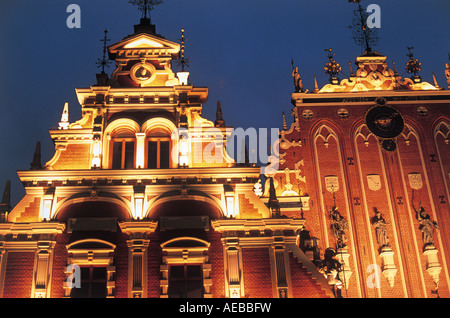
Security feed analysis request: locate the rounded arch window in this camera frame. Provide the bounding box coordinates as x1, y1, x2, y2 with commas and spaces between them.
110, 128, 136, 169
145, 126, 172, 169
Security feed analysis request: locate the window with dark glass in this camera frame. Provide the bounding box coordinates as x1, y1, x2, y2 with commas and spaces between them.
70, 266, 107, 298
112, 140, 135, 169
168, 265, 203, 298
146, 137, 170, 169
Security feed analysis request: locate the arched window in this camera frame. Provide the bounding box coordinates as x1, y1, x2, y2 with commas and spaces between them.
146, 128, 171, 169
141, 117, 178, 169
111, 129, 136, 169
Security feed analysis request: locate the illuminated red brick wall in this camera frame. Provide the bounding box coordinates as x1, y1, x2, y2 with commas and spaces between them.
242, 247, 273, 298
147, 233, 162, 298
207, 231, 225, 298
278, 99, 450, 298
2, 252, 34, 298
50, 234, 70, 298
113, 232, 129, 298
288, 253, 329, 298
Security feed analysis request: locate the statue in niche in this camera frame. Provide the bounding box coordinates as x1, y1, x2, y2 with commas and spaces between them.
413, 205, 439, 249
370, 207, 389, 250
329, 206, 349, 249
292, 66, 304, 92
317, 248, 343, 298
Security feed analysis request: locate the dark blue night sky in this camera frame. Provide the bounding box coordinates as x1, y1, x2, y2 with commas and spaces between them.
1, 0, 449, 206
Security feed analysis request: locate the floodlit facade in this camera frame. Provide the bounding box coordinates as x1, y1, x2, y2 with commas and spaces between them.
265, 49, 450, 298
0, 6, 449, 299
0, 17, 332, 298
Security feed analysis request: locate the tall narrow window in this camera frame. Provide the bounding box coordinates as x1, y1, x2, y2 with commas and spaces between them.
146, 137, 171, 169
70, 266, 107, 298
112, 140, 135, 169
168, 265, 203, 298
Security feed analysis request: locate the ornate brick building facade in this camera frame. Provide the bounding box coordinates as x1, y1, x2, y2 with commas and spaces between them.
265, 48, 450, 298
0, 16, 331, 298
0, 3, 449, 299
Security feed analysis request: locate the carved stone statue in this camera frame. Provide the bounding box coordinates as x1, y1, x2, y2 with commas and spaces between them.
330, 206, 349, 248
292, 66, 303, 92
414, 206, 439, 248
371, 207, 389, 249
317, 248, 343, 298
445, 63, 450, 87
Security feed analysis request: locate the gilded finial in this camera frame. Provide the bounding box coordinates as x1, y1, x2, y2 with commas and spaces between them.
324, 48, 341, 84
405, 46, 422, 82
177, 28, 191, 72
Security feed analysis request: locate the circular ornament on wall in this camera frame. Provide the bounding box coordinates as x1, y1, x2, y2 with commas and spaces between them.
130, 61, 157, 85
381, 139, 397, 152
365, 105, 404, 139
416, 106, 428, 116
302, 109, 314, 120
337, 108, 349, 118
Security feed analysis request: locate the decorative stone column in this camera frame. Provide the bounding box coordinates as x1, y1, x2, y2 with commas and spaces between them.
273, 244, 288, 298
379, 246, 397, 287
335, 247, 352, 290
423, 245, 442, 289
119, 221, 158, 298
224, 238, 242, 298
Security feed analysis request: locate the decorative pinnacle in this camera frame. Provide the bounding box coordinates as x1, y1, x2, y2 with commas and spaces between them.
405, 46, 422, 77
324, 48, 341, 82
96, 29, 111, 73
129, 0, 163, 21
177, 28, 191, 72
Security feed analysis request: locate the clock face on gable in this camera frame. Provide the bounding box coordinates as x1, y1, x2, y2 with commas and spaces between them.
365, 105, 404, 139
130, 62, 156, 86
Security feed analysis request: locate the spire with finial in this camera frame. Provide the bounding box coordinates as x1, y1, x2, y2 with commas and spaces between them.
405, 46, 422, 82
432, 73, 441, 89
177, 28, 191, 85
268, 177, 280, 218
282, 112, 287, 130
313, 75, 319, 92
0, 180, 11, 222
59, 102, 69, 129
324, 48, 341, 84
30, 142, 42, 170
392, 60, 399, 77
349, 61, 355, 78
95, 29, 111, 85
348, 0, 378, 54
215, 100, 225, 127
178, 28, 191, 72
